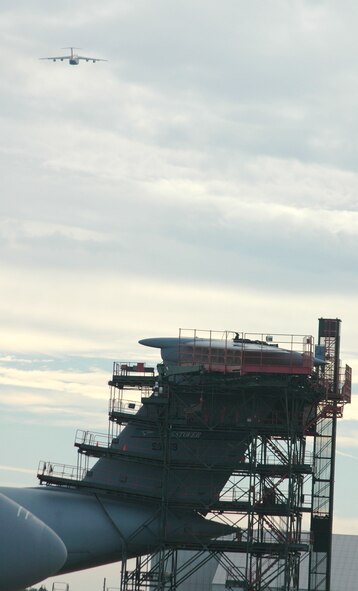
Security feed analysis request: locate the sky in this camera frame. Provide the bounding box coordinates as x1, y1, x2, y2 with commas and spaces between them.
0, 0, 357, 589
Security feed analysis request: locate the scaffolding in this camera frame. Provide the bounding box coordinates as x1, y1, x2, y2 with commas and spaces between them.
107, 360, 314, 588
109, 366, 317, 591
36, 320, 351, 591
308, 319, 351, 591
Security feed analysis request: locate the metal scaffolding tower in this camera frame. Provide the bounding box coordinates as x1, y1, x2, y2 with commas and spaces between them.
308, 319, 351, 591
36, 320, 351, 591
108, 334, 335, 590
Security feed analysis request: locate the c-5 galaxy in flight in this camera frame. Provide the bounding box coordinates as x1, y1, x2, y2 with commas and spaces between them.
39, 46, 107, 65
0, 332, 323, 590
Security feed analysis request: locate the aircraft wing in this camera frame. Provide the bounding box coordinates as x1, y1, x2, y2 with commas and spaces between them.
39, 55, 71, 60
77, 55, 108, 62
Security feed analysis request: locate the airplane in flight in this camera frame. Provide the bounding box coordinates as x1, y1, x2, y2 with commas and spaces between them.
39, 47, 107, 65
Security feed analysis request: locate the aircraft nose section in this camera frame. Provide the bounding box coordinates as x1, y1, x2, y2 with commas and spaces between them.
0, 493, 67, 591
35, 517, 68, 578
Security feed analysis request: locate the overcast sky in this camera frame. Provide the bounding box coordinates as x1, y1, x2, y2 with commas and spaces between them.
0, 1, 358, 589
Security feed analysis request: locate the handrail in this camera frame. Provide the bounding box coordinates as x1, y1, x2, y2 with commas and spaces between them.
113, 361, 155, 376
177, 329, 315, 375
37, 460, 87, 481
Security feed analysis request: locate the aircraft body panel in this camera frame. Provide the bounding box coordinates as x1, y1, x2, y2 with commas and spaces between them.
0, 487, 124, 572
0, 492, 67, 591
0, 487, 234, 578
139, 335, 318, 373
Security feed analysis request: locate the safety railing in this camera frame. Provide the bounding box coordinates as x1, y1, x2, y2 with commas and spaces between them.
37, 460, 87, 482
177, 329, 314, 375
75, 429, 114, 448
109, 396, 142, 415
52, 583, 69, 591
113, 361, 155, 376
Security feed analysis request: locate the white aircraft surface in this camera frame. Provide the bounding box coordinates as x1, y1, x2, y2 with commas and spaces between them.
39, 47, 107, 65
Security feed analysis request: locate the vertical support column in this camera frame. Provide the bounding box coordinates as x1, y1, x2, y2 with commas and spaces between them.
119, 376, 173, 591
247, 379, 311, 590
155, 377, 173, 591
309, 318, 341, 591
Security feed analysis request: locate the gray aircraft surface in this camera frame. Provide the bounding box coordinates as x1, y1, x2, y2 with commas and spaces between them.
138, 335, 321, 371
39, 47, 107, 65
0, 492, 67, 590
0, 333, 320, 590
0, 336, 239, 591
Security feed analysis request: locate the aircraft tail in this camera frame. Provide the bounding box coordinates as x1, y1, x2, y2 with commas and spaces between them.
84, 371, 273, 507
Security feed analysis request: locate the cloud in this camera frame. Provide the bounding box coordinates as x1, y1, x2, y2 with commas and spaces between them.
0, 3, 357, 564
0, 464, 36, 475
337, 450, 358, 459
338, 404, 358, 424
333, 517, 358, 536
0, 358, 111, 431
